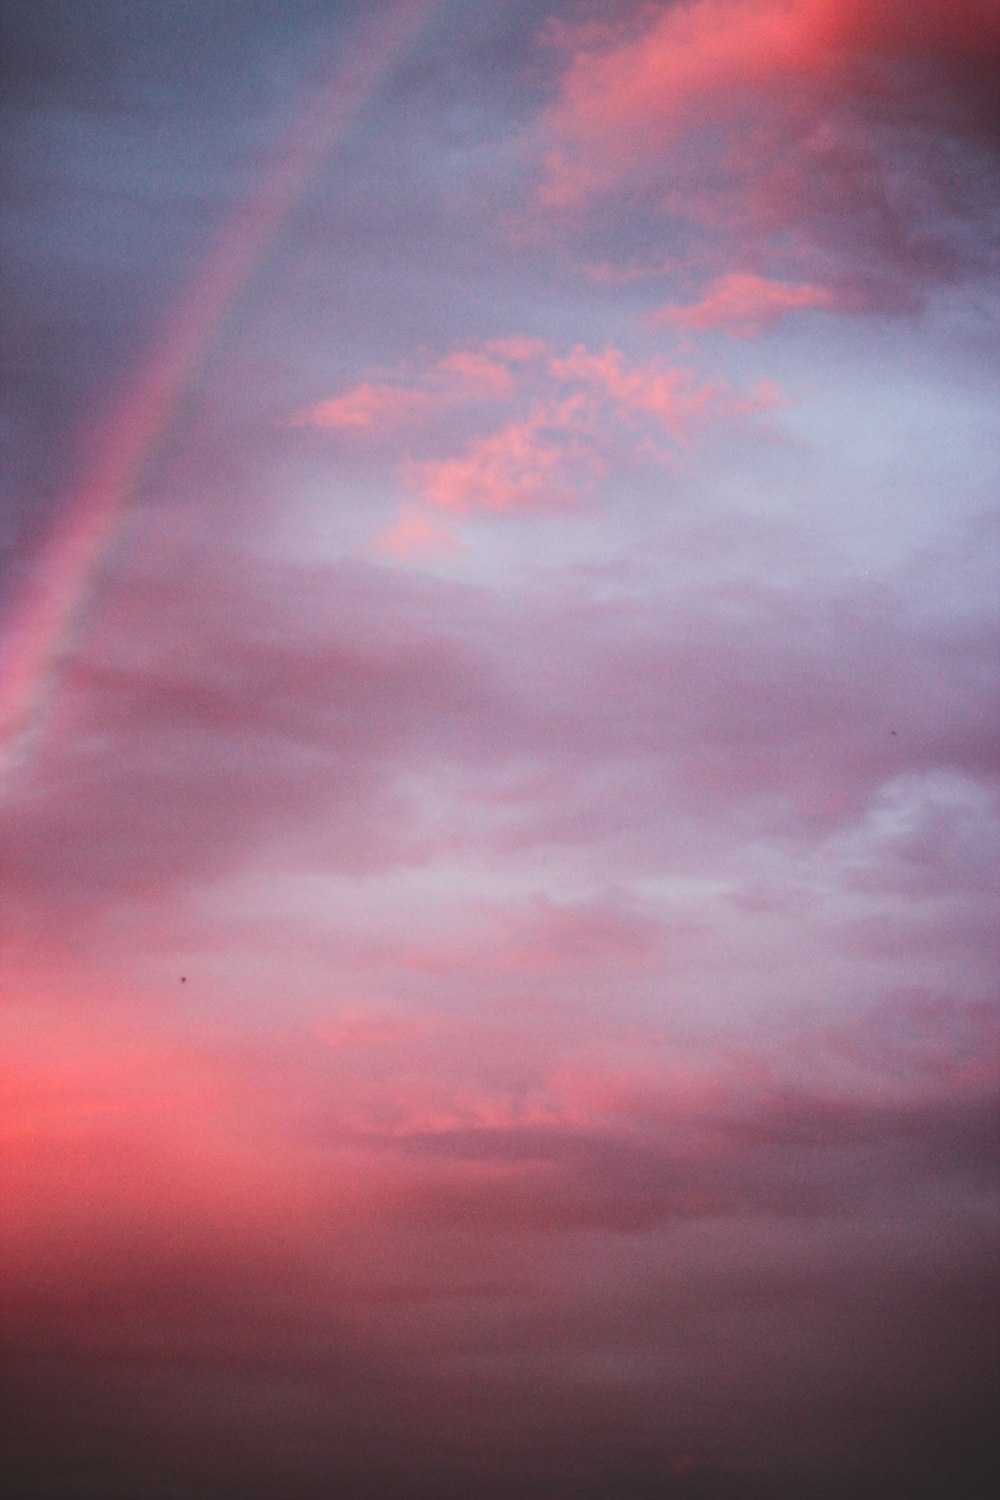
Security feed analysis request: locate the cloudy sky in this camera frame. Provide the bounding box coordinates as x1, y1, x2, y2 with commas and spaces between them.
2, 2, 998, 1496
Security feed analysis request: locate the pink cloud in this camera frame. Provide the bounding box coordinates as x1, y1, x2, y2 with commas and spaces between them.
541, 0, 1000, 204
397, 894, 664, 979
288, 346, 520, 441
287, 381, 429, 430
7, 538, 994, 955
412, 400, 589, 514
655, 270, 837, 337
538, 0, 843, 207
436, 348, 515, 397
3, 990, 996, 1496
317, 1008, 437, 1051
280, 336, 779, 537
538, 0, 1000, 300
5, 4, 997, 1494
352, 337, 776, 527
483, 335, 551, 363
375, 502, 461, 559
548, 345, 720, 434
5, 995, 994, 1245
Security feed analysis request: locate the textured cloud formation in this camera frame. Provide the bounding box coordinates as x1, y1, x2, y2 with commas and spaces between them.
5, 542, 994, 917
290, 337, 778, 542
542, 0, 1000, 188
540, 0, 1000, 302
655, 270, 837, 336
2, 2, 998, 1497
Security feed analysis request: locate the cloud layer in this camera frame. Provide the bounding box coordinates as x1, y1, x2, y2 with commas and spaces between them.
1, 2, 998, 1496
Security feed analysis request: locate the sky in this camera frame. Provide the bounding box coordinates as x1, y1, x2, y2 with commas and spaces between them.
1, 2, 998, 1496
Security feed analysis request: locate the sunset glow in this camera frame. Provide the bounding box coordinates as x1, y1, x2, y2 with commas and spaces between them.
2, 3, 998, 1497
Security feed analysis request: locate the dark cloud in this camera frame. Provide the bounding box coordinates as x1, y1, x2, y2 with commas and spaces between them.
2, 1000, 996, 1498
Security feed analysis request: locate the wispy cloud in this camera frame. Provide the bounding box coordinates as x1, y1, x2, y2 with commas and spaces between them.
654, 270, 837, 337
288, 381, 431, 429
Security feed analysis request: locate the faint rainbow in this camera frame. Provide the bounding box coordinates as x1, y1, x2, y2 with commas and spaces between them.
0, 0, 438, 793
